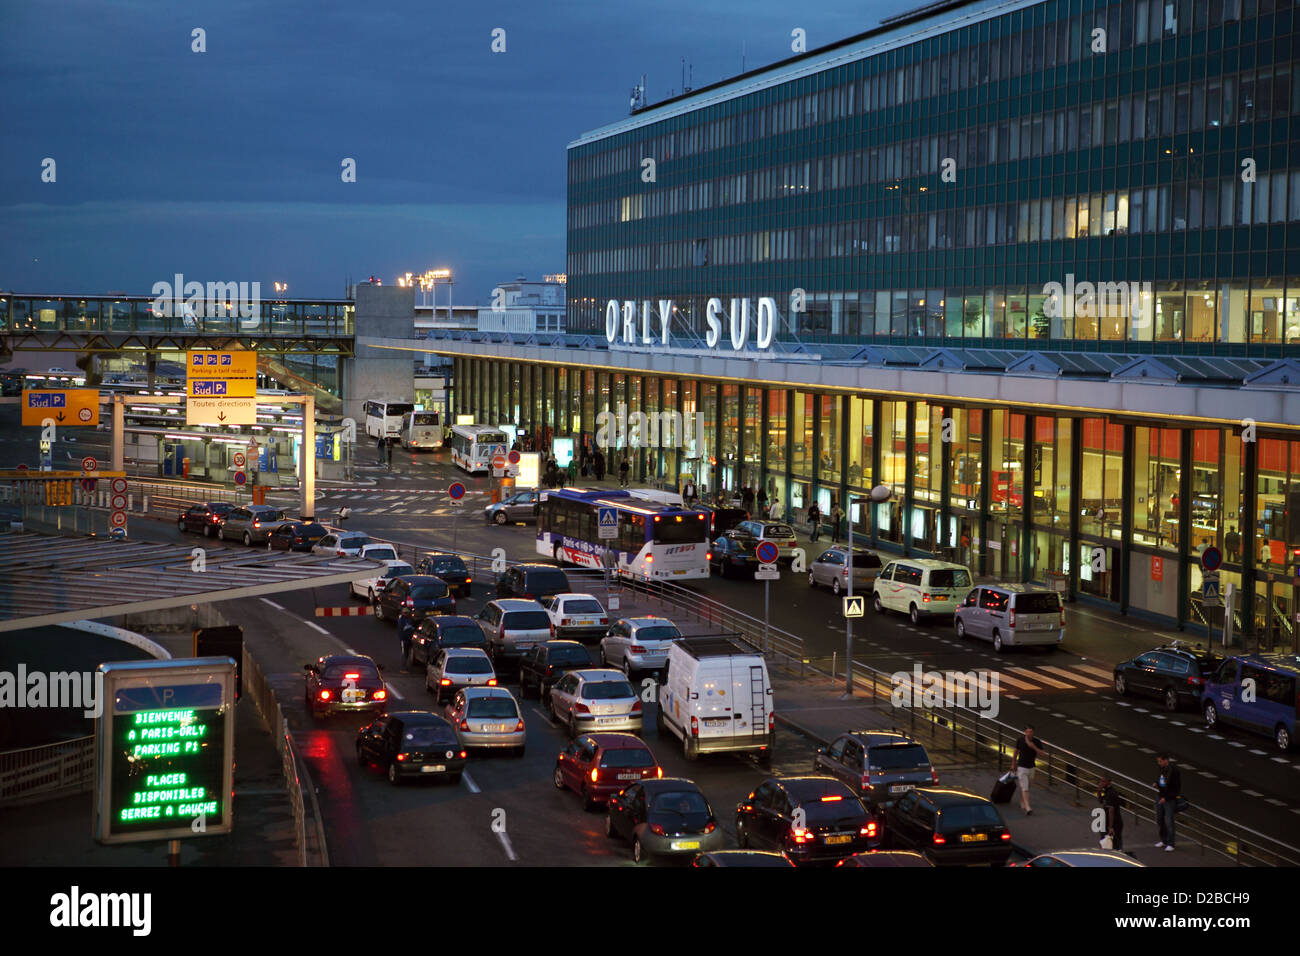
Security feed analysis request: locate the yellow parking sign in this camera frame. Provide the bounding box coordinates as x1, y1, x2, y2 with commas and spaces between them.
21, 390, 101, 427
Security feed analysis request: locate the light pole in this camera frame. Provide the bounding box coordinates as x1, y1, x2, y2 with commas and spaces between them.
844, 485, 891, 698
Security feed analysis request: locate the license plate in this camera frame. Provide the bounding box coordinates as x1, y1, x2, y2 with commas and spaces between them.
517, 643, 536, 651
421, 765, 446, 774
343, 689, 364, 702
704, 718, 728, 727
617, 773, 639, 780
670, 840, 700, 851
598, 717, 622, 725
673, 570, 687, 575
490, 725, 510, 733
933, 594, 949, 601
889, 784, 913, 794
960, 833, 988, 843
825, 835, 852, 845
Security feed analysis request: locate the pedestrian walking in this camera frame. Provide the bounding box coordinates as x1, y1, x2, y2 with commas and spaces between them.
579, 444, 590, 478
385, 437, 394, 471
618, 457, 630, 488
1014, 725, 1046, 814
807, 501, 822, 542
682, 478, 697, 507
741, 485, 755, 516
593, 449, 606, 481
1096, 775, 1127, 852
1153, 753, 1182, 852
756, 487, 768, 518
830, 501, 844, 543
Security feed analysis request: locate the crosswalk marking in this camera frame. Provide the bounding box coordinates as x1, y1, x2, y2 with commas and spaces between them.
990, 671, 1042, 691
1006, 667, 1074, 689
1074, 663, 1117, 681
1039, 665, 1110, 689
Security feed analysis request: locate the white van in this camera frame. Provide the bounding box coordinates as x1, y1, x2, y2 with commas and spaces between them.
874, 558, 974, 624
656, 635, 774, 763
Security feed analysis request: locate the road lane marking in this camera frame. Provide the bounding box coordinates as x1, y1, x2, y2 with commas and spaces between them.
1220, 780, 1239, 787
462, 771, 481, 793
388, 684, 404, 700
304, 620, 331, 635
260, 598, 286, 610
1241, 789, 1262, 797
1006, 667, 1072, 689
532, 707, 556, 724
1074, 663, 1117, 681
496, 830, 519, 861
1039, 665, 1110, 688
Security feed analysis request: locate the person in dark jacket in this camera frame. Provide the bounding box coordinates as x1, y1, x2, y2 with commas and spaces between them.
1014, 725, 1046, 814
741, 485, 755, 515
807, 501, 822, 542
1096, 775, 1126, 852
1154, 753, 1181, 851
593, 449, 606, 481
618, 457, 630, 488
756, 487, 768, 518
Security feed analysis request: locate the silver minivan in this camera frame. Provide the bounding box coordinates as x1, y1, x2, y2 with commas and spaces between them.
219, 505, 286, 545
476, 599, 552, 668
809, 546, 882, 595
954, 584, 1064, 652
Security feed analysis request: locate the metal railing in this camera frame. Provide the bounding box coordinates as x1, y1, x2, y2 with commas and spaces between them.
814, 656, 1300, 867
0, 736, 94, 806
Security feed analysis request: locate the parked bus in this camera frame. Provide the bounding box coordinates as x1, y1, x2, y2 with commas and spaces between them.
538, 487, 710, 581
400, 410, 442, 450
364, 400, 415, 444
449, 424, 509, 474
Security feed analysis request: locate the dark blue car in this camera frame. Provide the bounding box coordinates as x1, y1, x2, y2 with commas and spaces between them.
378, 575, 456, 631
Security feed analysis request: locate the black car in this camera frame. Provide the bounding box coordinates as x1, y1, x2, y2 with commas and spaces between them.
1113, 642, 1223, 711
519, 641, 593, 702
836, 850, 934, 867
355, 711, 466, 786
177, 501, 235, 537
813, 731, 938, 808
884, 788, 1012, 866
735, 776, 882, 866
406, 615, 489, 667
304, 654, 387, 720
377, 575, 455, 626
417, 551, 473, 598
692, 850, 794, 867
605, 778, 725, 864
267, 520, 328, 552
710, 531, 759, 577
496, 563, 571, 601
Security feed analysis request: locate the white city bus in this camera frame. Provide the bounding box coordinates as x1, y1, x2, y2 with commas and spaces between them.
400, 410, 442, 450
449, 424, 509, 474
364, 400, 415, 444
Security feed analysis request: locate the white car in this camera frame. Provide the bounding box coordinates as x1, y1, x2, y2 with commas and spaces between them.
541, 593, 609, 642
359, 543, 399, 563
350, 560, 414, 601
425, 647, 497, 704
548, 668, 642, 737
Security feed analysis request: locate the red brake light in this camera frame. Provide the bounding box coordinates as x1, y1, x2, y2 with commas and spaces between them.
319, 690, 331, 700
656, 766, 663, 778
487, 678, 497, 686
706, 552, 712, 561
404, 598, 414, 607
459, 719, 469, 730
932, 833, 947, 845
645, 555, 653, 563
440, 678, 452, 686
791, 826, 814, 844
630, 700, 642, 713
590, 768, 599, 782
344, 672, 360, 680
515, 719, 525, 732
649, 823, 665, 836
253, 521, 260, 528
930, 767, 939, 783
396, 753, 406, 761
861, 821, 878, 838
1009, 609, 1017, 626
573, 702, 590, 714
629, 644, 647, 654
599, 617, 608, 624
689, 715, 698, 737
820, 795, 843, 802
373, 690, 386, 700
862, 773, 872, 788
1001, 832, 1012, 841
703, 820, 716, 833
922, 593, 931, 603
1059, 606, 1066, 626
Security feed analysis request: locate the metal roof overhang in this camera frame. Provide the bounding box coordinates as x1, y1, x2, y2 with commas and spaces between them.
0, 532, 381, 633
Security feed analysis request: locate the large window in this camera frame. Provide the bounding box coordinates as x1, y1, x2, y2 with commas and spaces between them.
1132, 427, 1181, 551
818, 396, 840, 484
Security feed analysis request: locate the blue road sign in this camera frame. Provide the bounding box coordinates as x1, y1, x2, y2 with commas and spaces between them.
448, 482, 466, 500
233, 471, 247, 486
1201, 546, 1222, 572
755, 539, 780, 565
1202, 573, 1221, 605
598, 506, 617, 539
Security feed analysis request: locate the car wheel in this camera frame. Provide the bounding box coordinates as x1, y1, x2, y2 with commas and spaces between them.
519, 675, 532, 699
683, 735, 698, 761
909, 604, 920, 625
992, 631, 1004, 653
243, 532, 252, 546
955, 618, 966, 639
567, 712, 578, 739
604, 813, 617, 839
374, 602, 385, 622
203, 525, 213, 538
1114, 673, 1127, 696
553, 546, 563, 566
1204, 701, 1219, 730
405, 644, 416, 669
807, 571, 816, 588
1276, 724, 1292, 753
494, 511, 507, 525
178, 518, 186, 532
633, 837, 646, 865
553, 766, 566, 790
874, 593, 884, 614
832, 577, 842, 596
1163, 687, 1179, 712
599, 647, 608, 666
655, 701, 666, 733
368, 589, 378, 605
387, 762, 401, 786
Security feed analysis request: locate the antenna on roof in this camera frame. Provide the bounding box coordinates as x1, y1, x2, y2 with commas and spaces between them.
628, 74, 646, 113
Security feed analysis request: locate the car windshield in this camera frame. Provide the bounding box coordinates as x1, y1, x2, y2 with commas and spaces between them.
410, 583, 449, 600
323, 664, 378, 681
438, 626, 484, 646
525, 571, 570, 592
582, 680, 634, 700
502, 611, 550, 630
563, 599, 604, 614
867, 744, 931, 772
446, 656, 493, 675
650, 790, 710, 816
801, 798, 867, 827
550, 647, 591, 665
340, 536, 371, 549
366, 546, 398, 561
929, 569, 972, 588
404, 725, 455, 748
635, 626, 681, 642
383, 565, 414, 579
427, 557, 467, 573
467, 698, 518, 719
302, 524, 326, 535
600, 749, 656, 769
938, 803, 1002, 829
764, 524, 794, 537
848, 552, 882, 568
1015, 592, 1061, 614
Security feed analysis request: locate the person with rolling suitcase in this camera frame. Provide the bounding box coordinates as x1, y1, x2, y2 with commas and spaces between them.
990, 769, 1017, 805
1013, 725, 1046, 815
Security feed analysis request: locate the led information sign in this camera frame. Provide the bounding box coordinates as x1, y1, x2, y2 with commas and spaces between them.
94, 658, 236, 845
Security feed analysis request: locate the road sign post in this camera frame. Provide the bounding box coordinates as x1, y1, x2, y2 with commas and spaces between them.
448, 482, 466, 552
753, 540, 781, 652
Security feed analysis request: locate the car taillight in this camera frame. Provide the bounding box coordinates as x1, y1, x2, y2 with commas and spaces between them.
523, 593, 534, 599
645, 556, 653, 563
549, 623, 555, 637
1001, 831, 1012, 841
649, 823, 665, 836
498, 625, 505, 640
253, 521, 260, 528
791, 826, 814, 844
319, 690, 331, 700
1009, 609, 1017, 627
932, 833, 947, 845
768, 711, 774, 733
703, 820, 716, 833
1188, 676, 1202, 687
514, 719, 525, 732
459, 719, 469, 730
459, 750, 467, 759
440, 678, 452, 686
922, 593, 931, 603
630, 700, 642, 713
590, 768, 599, 782
396, 753, 406, 761
573, 702, 590, 714
373, 690, 386, 700
706, 552, 712, 561
930, 766, 939, 783
656, 766, 663, 778
1059, 606, 1066, 626
843, 567, 850, 576
629, 644, 647, 654
404, 598, 414, 607
599, 617, 608, 625
861, 821, 878, 838
689, 715, 698, 737
861, 773, 872, 788
487, 678, 497, 686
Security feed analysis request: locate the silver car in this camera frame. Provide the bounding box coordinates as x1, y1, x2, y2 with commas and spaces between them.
599, 617, 682, 676
312, 532, 373, 557
954, 584, 1064, 652
219, 505, 286, 545
484, 490, 539, 526
549, 668, 643, 737
476, 599, 552, 668
809, 546, 883, 596
425, 647, 497, 703
444, 686, 525, 754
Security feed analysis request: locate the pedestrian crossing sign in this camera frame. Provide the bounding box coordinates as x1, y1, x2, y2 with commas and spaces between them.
843, 595, 865, 618
598, 506, 617, 540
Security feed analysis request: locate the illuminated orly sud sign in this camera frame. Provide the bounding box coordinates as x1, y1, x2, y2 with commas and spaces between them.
605, 298, 777, 351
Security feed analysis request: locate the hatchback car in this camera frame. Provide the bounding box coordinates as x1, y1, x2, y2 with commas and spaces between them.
484, 490, 539, 525
441, 686, 525, 755
313, 532, 373, 557
884, 787, 1012, 866
692, 850, 795, 867
1019, 849, 1144, 867
266, 520, 327, 552
1113, 642, 1222, 712
351, 560, 415, 602
735, 520, 799, 563
304, 654, 387, 720
219, 505, 287, 545
425, 647, 497, 703
519, 641, 592, 702
358, 543, 399, 563
376, 574, 455, 624
416, 551, 473, 598
553, 733, 661, 809
836, 850, 934, 867
355, 711, 466, 785
406, 614, 488, 667
710, 531, 759, 577
542, 592, 609, 642
955, 584, 1064, 652
177, 501, 234, 537
813, 731, 938, 808
736, 776, 882, 865
476, 599, 552, 669
496, 563, 571, 601
549, 669, 643, 737
606, 778, 724, 864
809, 546, 883, 595
599, 617, 682, 677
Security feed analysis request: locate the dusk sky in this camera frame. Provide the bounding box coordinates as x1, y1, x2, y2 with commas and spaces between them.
0, 0, 913, 304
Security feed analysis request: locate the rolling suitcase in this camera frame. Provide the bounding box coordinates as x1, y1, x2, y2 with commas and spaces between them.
990, 771, 1017, 804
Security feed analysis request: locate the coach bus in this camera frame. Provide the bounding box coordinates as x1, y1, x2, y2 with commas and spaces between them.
449, 424, 510, 474
538, 487, 710, 581
400, 410, 442, 450
364, 400, 415, 444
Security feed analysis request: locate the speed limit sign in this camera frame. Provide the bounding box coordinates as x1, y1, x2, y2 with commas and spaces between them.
233, 452, 246, 468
